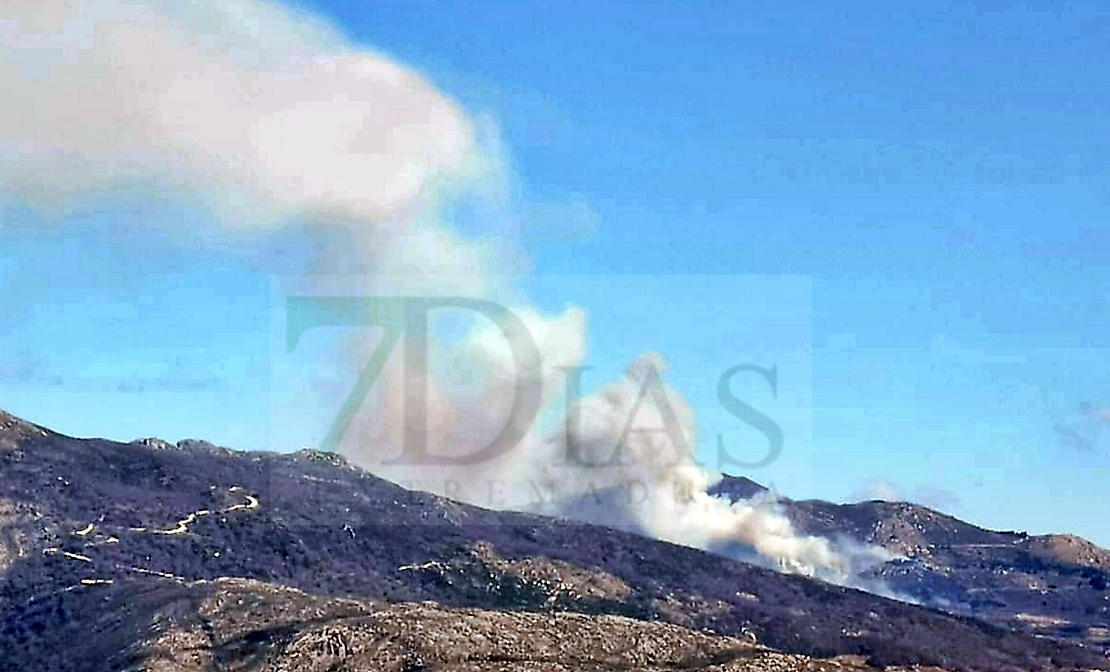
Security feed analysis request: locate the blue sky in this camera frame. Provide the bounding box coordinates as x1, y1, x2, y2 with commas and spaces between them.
2, 1, 1108, 544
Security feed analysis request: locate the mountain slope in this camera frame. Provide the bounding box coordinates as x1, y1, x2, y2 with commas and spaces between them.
0, 409, 1106, 671
6, 574, 888, 672
711, 475, 1110, 647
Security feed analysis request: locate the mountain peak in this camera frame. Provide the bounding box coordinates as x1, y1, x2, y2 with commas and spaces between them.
0, 408, 52, 451
708, 474, 771, 503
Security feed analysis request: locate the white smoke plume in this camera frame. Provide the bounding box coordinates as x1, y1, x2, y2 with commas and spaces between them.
526, 352, 857, 581
2, 0, 887, 584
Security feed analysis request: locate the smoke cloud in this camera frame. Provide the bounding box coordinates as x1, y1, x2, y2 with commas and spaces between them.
3, 0, 888, 585
0, 0, 478, 223
523, 353, 852, 579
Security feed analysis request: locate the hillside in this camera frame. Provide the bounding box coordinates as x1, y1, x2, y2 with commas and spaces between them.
712, 475, 1110, 646
0, 409, 1106, 671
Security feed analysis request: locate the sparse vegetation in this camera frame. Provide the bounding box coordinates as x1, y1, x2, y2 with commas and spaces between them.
0, 410, 1107, 672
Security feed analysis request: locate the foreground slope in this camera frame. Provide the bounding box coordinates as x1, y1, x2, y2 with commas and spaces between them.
0, 409, 1106, 671
3, 574, 900, 672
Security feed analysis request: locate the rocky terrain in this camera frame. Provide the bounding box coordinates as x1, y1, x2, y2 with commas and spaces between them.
0, 408, 1107, 671
711, 477, 1110, 648
0, 574, 916, 672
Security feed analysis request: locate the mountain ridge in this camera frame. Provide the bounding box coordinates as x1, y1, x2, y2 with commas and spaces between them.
0, 408, 1106, 671
711, 475, 1110, 645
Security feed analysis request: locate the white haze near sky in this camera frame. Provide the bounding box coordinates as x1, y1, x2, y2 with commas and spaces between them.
1, 0, 896, 586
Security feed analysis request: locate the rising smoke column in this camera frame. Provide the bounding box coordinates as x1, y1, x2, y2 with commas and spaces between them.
528, 352, 858, 581
1, 0, 885, 583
